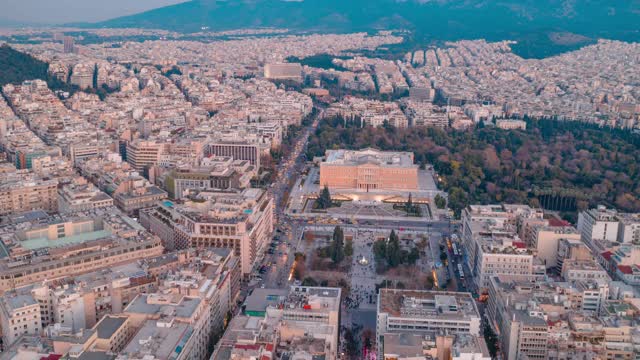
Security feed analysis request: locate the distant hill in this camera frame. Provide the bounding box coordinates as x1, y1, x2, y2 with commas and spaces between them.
0, 44, 50, 87
92, 0, 640, 51
0, 45, 79, 94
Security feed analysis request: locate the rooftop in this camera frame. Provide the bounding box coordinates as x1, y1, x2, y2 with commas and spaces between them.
96, 316, 128, 339
125, 294, 201, 319
381, 332, 437, 358
1, 293, 38, 312
378, 289, 480, 320
324, 148, 416, 168
120, 320, 192, 360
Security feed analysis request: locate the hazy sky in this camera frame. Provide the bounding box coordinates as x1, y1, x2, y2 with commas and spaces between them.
0, 0, 188, 25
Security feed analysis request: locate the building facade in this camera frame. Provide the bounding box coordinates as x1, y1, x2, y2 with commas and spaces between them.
319, 148, 419, 192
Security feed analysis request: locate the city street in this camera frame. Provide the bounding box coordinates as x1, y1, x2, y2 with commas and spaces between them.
249, 112, 319, 290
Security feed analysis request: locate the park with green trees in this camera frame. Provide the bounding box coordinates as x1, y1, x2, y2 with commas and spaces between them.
315, 226, 353, 266
373, 230, 420, 271
307, 116, 640, 219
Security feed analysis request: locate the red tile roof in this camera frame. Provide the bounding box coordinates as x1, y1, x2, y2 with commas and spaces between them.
548, 218, 571, 227
40, 355, 62, 360
617, 265, 633, 275
601, 251, 613, 261
513, 241, 527, 249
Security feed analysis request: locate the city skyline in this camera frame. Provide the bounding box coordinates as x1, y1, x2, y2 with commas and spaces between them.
0, 2, 638, 359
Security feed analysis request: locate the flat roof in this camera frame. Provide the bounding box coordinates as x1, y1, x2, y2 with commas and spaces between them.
121, 320, 191, 359
96, 316, 127, 339
244, 288, 289, 314
20, 230, 112, 250
382, 332, 436, 358
125, 294, 201, 319
76, 351, 116, 360
378, 289, 479, 320
324, 148, 415, 168
2, 294, 37, 311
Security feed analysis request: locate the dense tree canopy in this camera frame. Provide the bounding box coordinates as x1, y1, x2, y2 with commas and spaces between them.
308, 116, 640, 217
330, 226, 345, 264
0, 44, 49, 87
316, 185, 333, 209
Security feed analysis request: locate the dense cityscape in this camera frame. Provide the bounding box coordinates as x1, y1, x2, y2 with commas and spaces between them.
0, 7, 639, 360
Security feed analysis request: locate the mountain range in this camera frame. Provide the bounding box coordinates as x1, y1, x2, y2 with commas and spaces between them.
87, 0, 640, 58
93, 0, 639, 36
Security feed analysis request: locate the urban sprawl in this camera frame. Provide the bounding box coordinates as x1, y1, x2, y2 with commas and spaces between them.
0, 27, 639, 360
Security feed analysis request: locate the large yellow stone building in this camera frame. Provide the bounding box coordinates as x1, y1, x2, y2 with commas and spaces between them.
319, 148, 419, 192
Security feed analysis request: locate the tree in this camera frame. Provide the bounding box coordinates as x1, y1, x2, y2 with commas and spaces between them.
406, 193, 413, 212
408, 247, 420, 264
484, 323, 499, 358
330, 226, 345, 264
386, 230, 401, 267
434, 194, 447, 209
302, 277, 318, 286
316, 185, 332, 209
163, 65, 182, 77
92, 63, 98, 89
344, 238, 354, 257
440, 251, 448, 263
373, 239, 387, 261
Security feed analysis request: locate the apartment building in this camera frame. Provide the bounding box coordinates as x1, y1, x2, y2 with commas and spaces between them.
164, 157, 255, 199
264, 63, 303, 81
319, 148, 419, 192
213, 286, 342, 360
561, 258, 611, 283
124, 295, 214, 359
0, 294, 42, 348
577, 206, 624, 249
113, 183, 167, 215
126, 140, 165, 171
461, 204, 547, 291
206, 142, 261, 169
380, 332, 490, 360
140, 189, 273, 274
0, 170, 58, 216
556, 238, 593, 274
617, 213, 640, 245
486, 277, 549, 360
527, 225, 582, 270
0, 208, 163, 292
58, 178, 114, 213
376, 289, 481, 360
92, 315, 134, 353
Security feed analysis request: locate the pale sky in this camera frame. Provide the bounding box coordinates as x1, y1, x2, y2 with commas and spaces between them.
0, 0, 188, 25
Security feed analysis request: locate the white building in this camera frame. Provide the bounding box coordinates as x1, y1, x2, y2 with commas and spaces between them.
0, 294, 42, 347
461, 205, 546, 291
529, 226, 581, 269
577, 206, 622, 249
376, 289, 481, 360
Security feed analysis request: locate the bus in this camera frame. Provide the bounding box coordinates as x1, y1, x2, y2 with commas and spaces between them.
452, 243, 459, 257
457, 264, 464, 279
